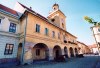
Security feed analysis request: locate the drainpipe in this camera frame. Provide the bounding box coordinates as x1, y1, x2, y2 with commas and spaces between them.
21, 12, 28, 64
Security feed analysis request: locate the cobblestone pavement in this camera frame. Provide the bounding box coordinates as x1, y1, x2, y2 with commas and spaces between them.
4, 55, 100, 68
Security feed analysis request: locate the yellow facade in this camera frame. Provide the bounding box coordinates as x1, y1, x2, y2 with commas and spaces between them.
17, 3, 79, 63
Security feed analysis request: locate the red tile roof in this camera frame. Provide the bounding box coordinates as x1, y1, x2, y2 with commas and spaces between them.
0, 4, 18, 16
88, 44, 97, 48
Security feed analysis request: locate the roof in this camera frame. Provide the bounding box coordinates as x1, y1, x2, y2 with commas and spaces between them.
88, 44, 98, 48
77, 41, 87, 46
18, 2, 77, 38
0, 4, 18, 16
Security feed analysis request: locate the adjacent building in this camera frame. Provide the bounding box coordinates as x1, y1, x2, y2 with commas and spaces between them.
0, 2, 79, 64
89, 44, 99, 54
77, 41, 91, 54
0, 4, 20, 63
91, 26, 100, 55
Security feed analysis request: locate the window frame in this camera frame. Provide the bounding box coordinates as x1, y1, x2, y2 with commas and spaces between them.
9, 22, 16, 33
45, 28, 49, 35
36, 24, 40, 33
4, 44, 14, 55
98, 28, 100, 32
52, 31, 55, 38
58, 33, 60, 39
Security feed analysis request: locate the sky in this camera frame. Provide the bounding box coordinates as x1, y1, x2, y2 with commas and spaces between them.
0, 0, 100, 45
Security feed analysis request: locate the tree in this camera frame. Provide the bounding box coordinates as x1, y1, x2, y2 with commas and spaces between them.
84, 16, 100, 26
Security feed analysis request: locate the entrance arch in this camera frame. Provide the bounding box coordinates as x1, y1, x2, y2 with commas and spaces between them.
32, 43, 49, 61
53, 45, 62, 59
75, 48, 78, 56
64, 46, 68, 58
69, 47, 74, 57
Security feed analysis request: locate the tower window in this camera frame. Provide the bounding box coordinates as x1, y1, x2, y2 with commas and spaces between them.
62, 23, 64, 28
51, 19, 55, 22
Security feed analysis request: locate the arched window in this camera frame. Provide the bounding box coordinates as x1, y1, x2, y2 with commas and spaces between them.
62, 23, 64, 28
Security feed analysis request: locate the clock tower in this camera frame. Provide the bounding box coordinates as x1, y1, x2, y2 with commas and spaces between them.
48, 3, 66, 30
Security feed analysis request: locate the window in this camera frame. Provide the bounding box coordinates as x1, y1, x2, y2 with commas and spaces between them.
4, 44, 14, 55
45, 28, 48, 35
63, 35, 66, 40
0, 19, 1, 24
58, 33, 60, 39
52, 31, 55, 38
98, 28, 100, 32
36, 24, 40, 33
9, 23, 16, 33
62, 23, 64, 28
51, 19, 55, 22
36, 49, 40, 56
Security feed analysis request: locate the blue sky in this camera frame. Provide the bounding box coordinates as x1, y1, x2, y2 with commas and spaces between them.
0, 0, 100, 45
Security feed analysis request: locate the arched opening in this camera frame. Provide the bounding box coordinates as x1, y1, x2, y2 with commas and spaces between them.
69, 47, 74, 57
64, 46, 68, 58
62, 23, 64, 28
17, 43, 22, 61
53, 45, 62, 59
75, 48, 78, 57
32, 43, 49, 61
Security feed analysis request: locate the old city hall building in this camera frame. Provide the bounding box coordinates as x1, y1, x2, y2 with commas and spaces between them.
0, 2, 78, 64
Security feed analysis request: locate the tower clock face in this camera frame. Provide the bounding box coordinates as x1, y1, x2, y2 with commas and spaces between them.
98, 28, 100, 32
61, 18, 64, 23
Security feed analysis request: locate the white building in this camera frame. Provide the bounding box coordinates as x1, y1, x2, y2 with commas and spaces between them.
0, 4, 20, 63
91, 26, 100, 54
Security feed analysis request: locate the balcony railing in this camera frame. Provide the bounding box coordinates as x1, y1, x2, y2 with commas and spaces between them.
68, 41, 77, 45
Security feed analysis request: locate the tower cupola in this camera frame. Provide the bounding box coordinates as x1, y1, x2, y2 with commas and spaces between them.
52, 3, 59, 10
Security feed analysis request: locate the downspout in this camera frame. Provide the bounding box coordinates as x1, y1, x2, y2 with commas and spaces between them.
22, 12, 28, 64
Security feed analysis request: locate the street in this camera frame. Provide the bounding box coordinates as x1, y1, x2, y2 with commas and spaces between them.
9, 55, 100, 68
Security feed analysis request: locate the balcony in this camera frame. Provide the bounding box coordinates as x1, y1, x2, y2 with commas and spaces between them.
68, 41, 77, 45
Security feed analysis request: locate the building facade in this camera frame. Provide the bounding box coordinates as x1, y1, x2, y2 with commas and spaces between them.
91, 26, 100, 55
0, 2, 79, 64
78, 41, 91, 54
0, 4, 20, 63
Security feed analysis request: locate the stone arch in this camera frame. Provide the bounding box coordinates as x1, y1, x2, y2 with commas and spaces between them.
69, 47, 74, 57
32, 43, 49, 61
75, 48, 78, 56
53, 45, 62, 59
64, 46, 68, 58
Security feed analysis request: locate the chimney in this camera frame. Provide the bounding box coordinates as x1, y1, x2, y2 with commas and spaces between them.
30, 7, 32, 10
